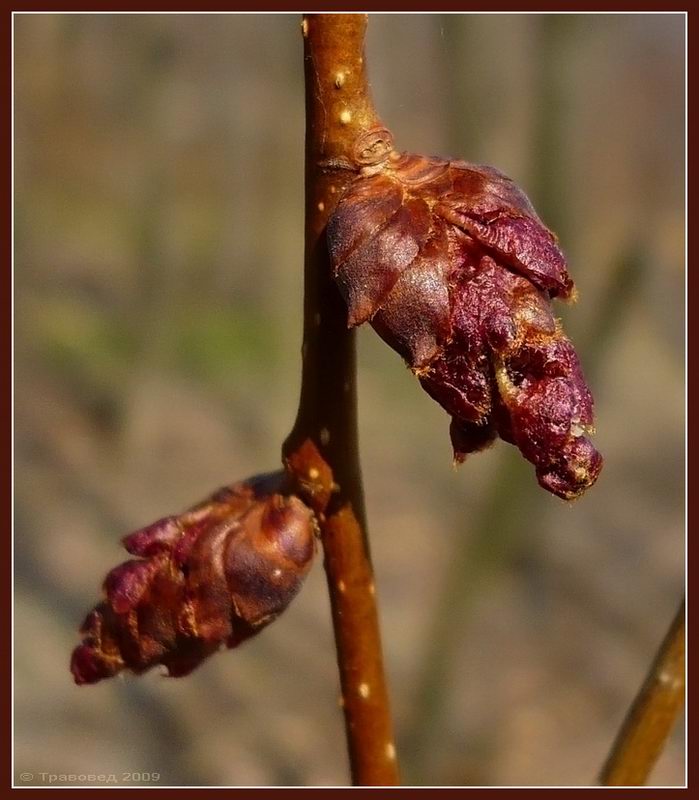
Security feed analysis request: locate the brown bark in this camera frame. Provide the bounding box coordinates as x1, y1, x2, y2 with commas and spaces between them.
282, 13, 399, 786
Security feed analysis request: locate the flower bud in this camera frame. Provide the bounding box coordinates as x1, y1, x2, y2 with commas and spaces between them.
327, 142, 602, 499
71, 474, 317, 684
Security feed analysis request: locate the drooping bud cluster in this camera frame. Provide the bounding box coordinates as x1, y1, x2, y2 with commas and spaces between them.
71, 472, 318, 684
327, 140, 602, 499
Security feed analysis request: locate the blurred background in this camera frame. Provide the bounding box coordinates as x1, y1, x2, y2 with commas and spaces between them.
14, 13, 685, 787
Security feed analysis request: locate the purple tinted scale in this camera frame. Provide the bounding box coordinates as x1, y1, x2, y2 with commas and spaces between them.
122, 516, 181, 556
172, 518, 213, 567
449, 416, 497, 459
336, 198, 431, 326
327, 174, 403, 266
104, 559, 159, 614
371, 224, 452, 367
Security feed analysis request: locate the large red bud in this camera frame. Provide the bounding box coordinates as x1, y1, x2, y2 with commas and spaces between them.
327, 136, 602, 500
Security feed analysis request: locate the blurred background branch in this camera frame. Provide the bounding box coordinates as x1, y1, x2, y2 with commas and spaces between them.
599, 598, 685, 786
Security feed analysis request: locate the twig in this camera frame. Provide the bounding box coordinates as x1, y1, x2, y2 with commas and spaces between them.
282, 13, 399, 786
598, 598, 685, 786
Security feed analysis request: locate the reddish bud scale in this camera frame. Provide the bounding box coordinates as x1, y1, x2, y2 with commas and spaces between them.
71, 475, 317, 684
327, 144, 602, 499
